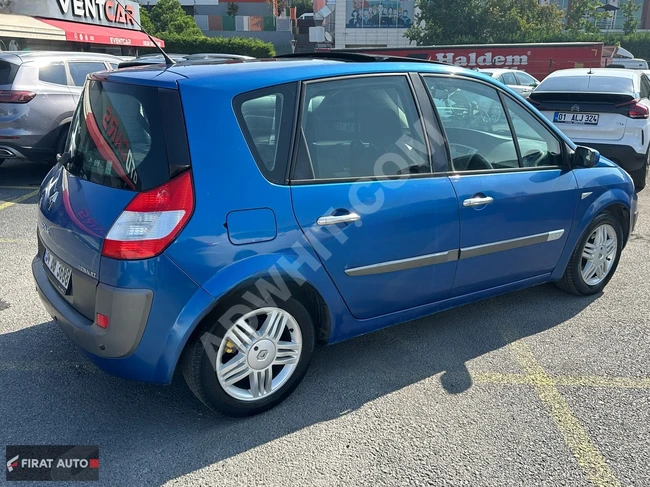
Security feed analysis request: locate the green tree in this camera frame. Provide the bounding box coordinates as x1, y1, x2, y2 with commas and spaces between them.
139, 8, 157, 35
226, 1, 239, 16
406, 0, 485, 45
566, 0, 609, 34
292, 0, 313, 18
266, 0, 288, 17
621, 0, 641, 35
150, 0, 204, 37
483, 0, 564, 42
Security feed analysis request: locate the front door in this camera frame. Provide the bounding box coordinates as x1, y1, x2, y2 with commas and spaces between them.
423, 75, 579, 296
290, 74, 460, 319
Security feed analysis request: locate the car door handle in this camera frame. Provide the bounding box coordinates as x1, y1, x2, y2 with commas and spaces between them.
463, 196, 494, 207
317, 212, 361, 226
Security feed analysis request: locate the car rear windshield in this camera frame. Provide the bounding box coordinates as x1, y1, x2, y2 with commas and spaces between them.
0, 61, 19, 86
65, 80, 190, 191
537, 76, 635, 94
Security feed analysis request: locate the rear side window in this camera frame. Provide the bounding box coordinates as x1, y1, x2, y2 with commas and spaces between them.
500, 72, 517, 85
69, 62, 109, 86
234, 83, 298, 185
65, 81, 190, 191
0, 61, 19, 86
39, 63, 67, 85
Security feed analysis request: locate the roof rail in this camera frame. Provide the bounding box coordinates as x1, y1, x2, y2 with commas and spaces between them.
275, 51, 451, 65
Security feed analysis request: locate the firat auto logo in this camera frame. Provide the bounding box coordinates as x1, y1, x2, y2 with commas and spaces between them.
432, 51, 530, 67
56, 0, 136, 27
6, 456, 19, 473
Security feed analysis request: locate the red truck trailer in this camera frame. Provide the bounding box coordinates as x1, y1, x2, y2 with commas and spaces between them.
334, 42, 604, 80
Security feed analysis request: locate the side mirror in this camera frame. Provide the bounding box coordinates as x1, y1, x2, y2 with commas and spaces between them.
56, 151, 70, 166
573, 146, 600, 168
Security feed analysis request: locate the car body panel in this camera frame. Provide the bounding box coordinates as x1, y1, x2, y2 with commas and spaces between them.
32, 58, 637, 386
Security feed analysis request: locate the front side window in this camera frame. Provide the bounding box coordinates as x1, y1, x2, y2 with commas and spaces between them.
425, 77, 519, 171
294, 75, 429, 180
69, 62, 109, 87
235, 83, 297, 184
38, 63, 67, 85
504, 97, 563, 168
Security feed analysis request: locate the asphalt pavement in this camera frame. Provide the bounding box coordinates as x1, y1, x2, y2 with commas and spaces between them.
0, 159, 649, 486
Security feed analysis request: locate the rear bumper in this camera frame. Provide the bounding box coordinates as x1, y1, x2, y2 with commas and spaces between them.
580, 143, 647, 172
33, 256, 152, 359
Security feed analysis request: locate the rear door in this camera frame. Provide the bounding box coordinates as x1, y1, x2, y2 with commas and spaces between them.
423, 75, 578, 296
289, 74, 460, 320
38, 78, 188, 319
533, 74, 637, 143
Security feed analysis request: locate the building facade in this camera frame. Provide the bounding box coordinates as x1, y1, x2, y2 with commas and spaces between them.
0, 0, 162, 54
139, 0, 292, 53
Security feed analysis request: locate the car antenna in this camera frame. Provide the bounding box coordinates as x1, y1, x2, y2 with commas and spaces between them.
118, 0, 175, 66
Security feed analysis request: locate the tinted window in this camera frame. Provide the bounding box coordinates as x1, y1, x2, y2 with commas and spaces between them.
0, 61, 19, 86
65, 81, 176, 191
537, 76, 635, 94
516, 72, 538, 87
39, 63, 67, 85
504, 97, 563, 167
294, 76, 428, 180
426, 76, 519, 171
235, 83, 297, 185
641, 75, 650, 99
69, 62, 108, 86
500, 72, 517, 85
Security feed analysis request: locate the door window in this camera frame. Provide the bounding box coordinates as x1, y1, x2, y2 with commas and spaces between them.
68, 62, 109, 87
425, 76, 519, 171
500, 72, 518, 85
293, 75, 429, 180
504, 97, 563, 167
38, 63, 67, 85
515, 72, 538, 87
640, 75, 650, 99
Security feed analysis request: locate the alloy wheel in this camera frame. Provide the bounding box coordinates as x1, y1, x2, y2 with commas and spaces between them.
216, 307, 303, 402
580, 224, 617, 286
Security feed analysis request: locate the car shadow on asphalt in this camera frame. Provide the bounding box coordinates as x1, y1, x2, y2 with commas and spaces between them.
0, 160, 51, 189
0, 283, 599, 484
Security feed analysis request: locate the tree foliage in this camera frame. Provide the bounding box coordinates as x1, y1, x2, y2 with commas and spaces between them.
565, 0, 609, 34
149, 0, 204, 37
406, 0, 564, 45
293, 0, 314, 18
139, 7, 156, 35
226, 2, 240, 17
621, 0, 641, 35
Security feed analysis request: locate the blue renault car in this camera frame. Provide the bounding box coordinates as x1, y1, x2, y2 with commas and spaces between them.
33, 53, 638, 416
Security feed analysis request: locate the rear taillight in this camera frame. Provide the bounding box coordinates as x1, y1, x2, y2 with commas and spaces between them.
102, 170, 194, 260
616, 99, 649, 119
0, 90, 36, 103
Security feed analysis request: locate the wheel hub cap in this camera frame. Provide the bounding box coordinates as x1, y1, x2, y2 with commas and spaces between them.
248, 339, 276, 370
580, 223, 617, 286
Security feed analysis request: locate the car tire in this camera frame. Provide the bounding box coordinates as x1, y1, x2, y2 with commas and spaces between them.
181, 295, 315, 417
630, 159, 647, 192
556, 212, 623, 296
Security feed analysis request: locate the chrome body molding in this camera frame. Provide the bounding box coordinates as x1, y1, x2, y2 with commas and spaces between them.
460, 229, 565, 260
581, 192, 593, 200
344, 229, 565, 276
345, 250, 458, 276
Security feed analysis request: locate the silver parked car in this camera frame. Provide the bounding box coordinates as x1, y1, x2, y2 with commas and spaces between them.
0, 51, 122, 166
479, 68, 540, 96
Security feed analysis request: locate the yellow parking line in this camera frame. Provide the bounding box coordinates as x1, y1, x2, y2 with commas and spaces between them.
0, 185, 39, 190
0, 190, 39, 211
554, 375, 650, 389
500, 325, 621, 487
0, 238, 22, 243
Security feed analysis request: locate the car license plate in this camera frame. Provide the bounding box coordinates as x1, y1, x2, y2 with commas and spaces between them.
43, 249, 72, 292
554, 112, 599, 125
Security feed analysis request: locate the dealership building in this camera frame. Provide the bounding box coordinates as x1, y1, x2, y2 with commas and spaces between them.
0, 0, 163, 55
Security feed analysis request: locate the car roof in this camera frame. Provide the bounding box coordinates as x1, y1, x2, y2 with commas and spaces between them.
546, 68, 640, 80
0, 51, 124, 63
106, 57, 496, 91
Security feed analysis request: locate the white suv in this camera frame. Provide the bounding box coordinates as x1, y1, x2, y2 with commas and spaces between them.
530, 68, 649, 191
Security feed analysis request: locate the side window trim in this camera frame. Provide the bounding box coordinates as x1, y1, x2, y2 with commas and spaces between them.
420, 73, 569, 175
288, 73, 435, 184
498, 90, 523, 168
